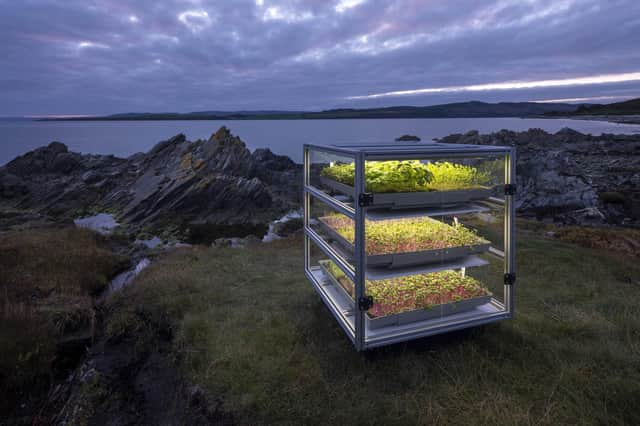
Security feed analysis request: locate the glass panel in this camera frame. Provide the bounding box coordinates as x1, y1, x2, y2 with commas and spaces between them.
309, 239, 356, 333
360, 155, 505, 202
307, 149, 510, 342
309, 196, 355, 267
308, 148, 356, 204
436, 209, 505, 307
356, 154, 507, 332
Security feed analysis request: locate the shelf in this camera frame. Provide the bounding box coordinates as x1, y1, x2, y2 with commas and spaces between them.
365, 255, 489, 280
308, 266, 507, 347
323, 239, 489, 279
366, 204, 490, 220
319, 261, 493, 330
317, 216, 491, 269
320, 176, 494, 209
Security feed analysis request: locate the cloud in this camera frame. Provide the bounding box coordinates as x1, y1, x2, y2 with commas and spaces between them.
335, 0, 366, 13
0, 0, 639, 115
178, 9, 213, 32
77, 41, 110, 49
348, 72, 640, 99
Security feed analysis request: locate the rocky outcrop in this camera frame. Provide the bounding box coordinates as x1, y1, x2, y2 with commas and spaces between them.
0, 127, 302, 237
395, 134, 421, 141
3, 126, 640, 232
439, 128, 640, 225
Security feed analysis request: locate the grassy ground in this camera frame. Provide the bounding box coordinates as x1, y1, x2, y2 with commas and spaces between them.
106, 229, 640, 425
0, 228, 127, 419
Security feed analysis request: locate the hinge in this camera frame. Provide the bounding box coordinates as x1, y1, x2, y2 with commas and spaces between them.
504, 184, 517, 196
504, 273, 516, 286
358, 296, 374, 311
358, 192, 374, 207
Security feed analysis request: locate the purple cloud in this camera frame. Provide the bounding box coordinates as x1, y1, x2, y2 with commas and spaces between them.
1, 0, 639, 115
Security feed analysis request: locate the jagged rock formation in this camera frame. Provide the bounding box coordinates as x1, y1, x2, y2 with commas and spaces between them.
439, 128, 640, 225
3, 126, 640, 232
0, 127, 301, 237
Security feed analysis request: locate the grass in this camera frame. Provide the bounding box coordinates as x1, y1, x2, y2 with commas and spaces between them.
106, 230, 640, 425
0, 227, 127, 418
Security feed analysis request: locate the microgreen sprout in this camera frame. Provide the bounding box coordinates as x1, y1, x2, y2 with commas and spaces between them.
322, 260, 490, 318
320, 160, 491, 193
320, 214, 488, 255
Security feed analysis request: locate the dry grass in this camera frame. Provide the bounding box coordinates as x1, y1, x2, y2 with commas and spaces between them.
106, 232, 640, 425
0, 227, 127, 418
552, 226, 640, 258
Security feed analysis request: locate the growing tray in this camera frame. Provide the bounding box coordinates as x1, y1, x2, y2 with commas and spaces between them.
318, 260, 493, 330
317, 217, 491, 269
319, 176, 493, 208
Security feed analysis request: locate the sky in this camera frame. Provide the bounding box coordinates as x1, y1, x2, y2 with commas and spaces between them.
1, 0, 640, 115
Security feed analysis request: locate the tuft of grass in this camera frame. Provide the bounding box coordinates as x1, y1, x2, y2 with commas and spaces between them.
107, 231, 640, 425
553, 226, 640, 259
0, 227, 127, 417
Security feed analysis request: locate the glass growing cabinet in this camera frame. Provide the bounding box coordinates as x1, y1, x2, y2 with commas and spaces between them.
303, 142, 516, 351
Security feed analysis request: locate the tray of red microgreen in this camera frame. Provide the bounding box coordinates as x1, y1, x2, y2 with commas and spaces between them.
319, 160, 494, 208
318, 214, 491, 268
318, 260, 492, 329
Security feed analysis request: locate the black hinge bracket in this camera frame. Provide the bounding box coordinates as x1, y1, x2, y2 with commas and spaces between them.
358, 296, 374, 311
504, 184, 517, 196
358, 192, 374, 207
504, 273, 516, 286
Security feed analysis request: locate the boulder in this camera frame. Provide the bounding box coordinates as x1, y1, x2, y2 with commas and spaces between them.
442, 128, 640, 225
0, 127, 302, 237
395, 134, 421, 141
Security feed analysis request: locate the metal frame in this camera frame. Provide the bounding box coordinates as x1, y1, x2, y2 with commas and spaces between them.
303, 142, 516, 351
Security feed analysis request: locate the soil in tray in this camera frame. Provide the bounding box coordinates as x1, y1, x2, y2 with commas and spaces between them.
318, 214, 490, 257
319, 260, 491, 319
320, 160, 492, 193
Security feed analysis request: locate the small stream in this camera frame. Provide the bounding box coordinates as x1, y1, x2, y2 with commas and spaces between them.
262, 210, 302, 242
76, 210, 301, 298
107, 258, 151, 293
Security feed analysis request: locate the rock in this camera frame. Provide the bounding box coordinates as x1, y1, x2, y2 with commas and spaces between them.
212, 234, 260, 248
395, 134, 421, 141
554, 207, 607, 226
50, 152, 80, 173
0, 127, 302, 238
442, 128, 640, 225
0, 172, 28, 198
4, 126, 640, 231
212, 238, 232, 247
271, 217, 303, 237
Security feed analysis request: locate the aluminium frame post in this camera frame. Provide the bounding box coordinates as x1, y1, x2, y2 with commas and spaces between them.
303, 146, 310, 273
504, 148, 516, 315
354, 152, 366, 351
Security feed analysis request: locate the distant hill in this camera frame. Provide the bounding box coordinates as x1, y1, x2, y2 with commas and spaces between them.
570, 97, 640, 115
40, 101, 580, 121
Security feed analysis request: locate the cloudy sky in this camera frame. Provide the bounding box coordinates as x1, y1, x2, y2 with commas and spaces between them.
2, 0, 640, 115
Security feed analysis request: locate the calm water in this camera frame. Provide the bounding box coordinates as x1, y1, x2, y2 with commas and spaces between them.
1, 117, 639, 165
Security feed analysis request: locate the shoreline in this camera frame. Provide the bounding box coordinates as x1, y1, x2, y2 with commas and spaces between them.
543, 114, 640, 126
